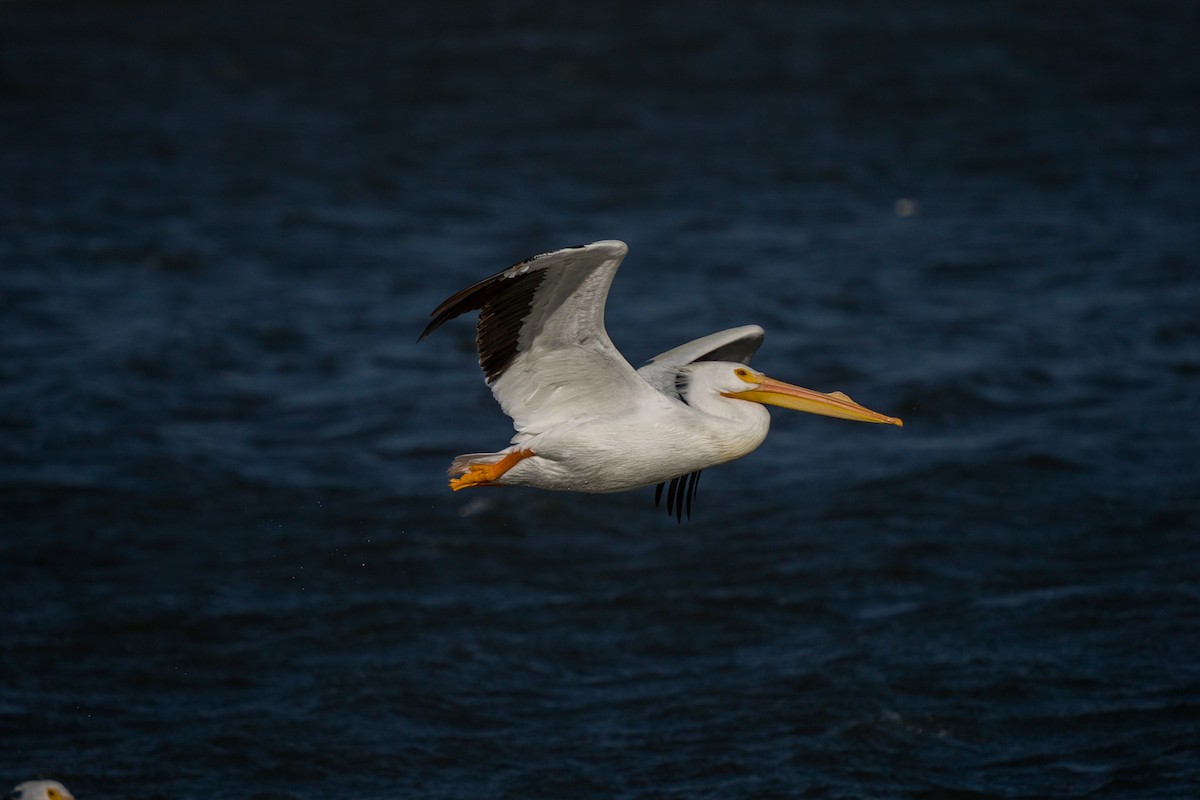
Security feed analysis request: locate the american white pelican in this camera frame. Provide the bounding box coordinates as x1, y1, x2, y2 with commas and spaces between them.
11, 781, 75, 800
420, 240, 902, 519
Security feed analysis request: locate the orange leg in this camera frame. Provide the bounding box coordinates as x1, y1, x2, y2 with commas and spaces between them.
449, 449, 535, 491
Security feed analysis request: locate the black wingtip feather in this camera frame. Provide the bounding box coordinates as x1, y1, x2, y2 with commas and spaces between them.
685, 470, 702, 520
418, 266, 547, 382
418, 244, 593, 343
653, 470, 703, 522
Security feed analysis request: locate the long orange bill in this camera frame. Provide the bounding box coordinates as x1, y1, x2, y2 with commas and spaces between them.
724, 375, 903, 426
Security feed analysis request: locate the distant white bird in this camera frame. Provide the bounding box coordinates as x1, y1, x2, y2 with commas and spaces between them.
421, 240, 902, 519
10, 781, 75, 800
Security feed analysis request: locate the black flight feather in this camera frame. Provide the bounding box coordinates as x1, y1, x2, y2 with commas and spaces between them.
654, 470, 703, 522
419, 264, 548, 383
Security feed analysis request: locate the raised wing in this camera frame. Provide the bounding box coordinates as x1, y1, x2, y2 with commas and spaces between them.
637, 324, 765, 395
421, 240, 665, 435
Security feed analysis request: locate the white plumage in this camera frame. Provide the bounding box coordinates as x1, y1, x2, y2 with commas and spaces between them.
421, 240, 901, 518
11, 781, 75, 800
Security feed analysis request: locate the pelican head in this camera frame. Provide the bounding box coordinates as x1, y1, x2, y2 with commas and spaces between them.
683, 362, 903, 426
11, 781, 75, 800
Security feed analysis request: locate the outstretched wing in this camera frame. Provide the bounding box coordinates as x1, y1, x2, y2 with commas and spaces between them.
421, 240, 666, 436
636, 324, 765, 396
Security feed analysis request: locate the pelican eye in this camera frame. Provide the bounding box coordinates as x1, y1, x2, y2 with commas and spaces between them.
734, 367, 757, 384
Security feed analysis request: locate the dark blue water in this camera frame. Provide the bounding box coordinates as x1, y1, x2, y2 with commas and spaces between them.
3, 1, 1198, 797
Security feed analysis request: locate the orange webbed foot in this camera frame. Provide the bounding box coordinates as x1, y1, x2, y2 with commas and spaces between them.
448, 449, 534, 491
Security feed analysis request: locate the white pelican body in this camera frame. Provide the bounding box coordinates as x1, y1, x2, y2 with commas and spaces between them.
421, 241, 901, 517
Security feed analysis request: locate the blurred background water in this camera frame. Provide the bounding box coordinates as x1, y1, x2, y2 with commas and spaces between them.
2, 1, 1198, 797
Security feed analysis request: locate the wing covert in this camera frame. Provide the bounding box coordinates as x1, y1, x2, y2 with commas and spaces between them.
637, 324, 765, 395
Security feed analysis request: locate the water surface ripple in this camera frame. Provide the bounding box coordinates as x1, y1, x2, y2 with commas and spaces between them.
2, 2, 1198, 798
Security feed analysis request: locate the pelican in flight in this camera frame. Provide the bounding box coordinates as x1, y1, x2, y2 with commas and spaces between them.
420, 240, 902, 519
